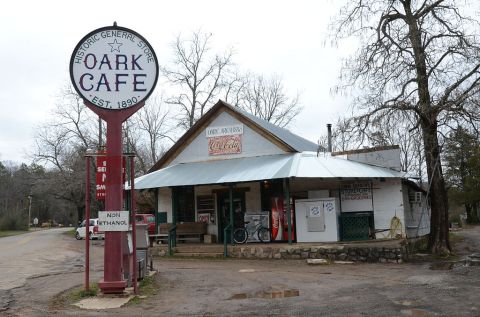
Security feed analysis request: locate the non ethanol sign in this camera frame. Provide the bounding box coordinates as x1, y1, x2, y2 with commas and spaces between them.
69, 24, 158, 110
98, 211, 129, 231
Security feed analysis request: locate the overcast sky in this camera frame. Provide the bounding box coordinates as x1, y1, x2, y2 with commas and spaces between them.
0, 0, 354, 164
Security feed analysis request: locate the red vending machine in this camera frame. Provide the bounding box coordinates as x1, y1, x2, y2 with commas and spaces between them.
271, 197, 295, 242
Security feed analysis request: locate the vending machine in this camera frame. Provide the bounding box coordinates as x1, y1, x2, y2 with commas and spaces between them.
270, 197, 296, 242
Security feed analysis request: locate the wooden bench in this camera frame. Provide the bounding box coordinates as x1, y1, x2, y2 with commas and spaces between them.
149, 222, 207, 245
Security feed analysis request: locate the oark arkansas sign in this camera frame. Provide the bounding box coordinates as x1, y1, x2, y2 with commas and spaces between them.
70, 25, 158, 110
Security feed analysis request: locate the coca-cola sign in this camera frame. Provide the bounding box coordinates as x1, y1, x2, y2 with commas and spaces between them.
208, 135, 242, 155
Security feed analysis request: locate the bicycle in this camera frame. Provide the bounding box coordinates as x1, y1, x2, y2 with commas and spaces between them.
233, 221, 270, 243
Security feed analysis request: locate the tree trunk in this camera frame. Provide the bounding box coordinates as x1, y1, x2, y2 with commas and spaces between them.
421, 120, 451, 254
466, 203, 480, 224
77, 205, 84, 225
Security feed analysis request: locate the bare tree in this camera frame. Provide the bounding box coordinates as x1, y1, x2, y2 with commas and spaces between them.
125, 96, 174, 174
0, 162, 55, 229
32, 85, 100, 222
331, 116, 363, 152
33, 85, 174, 220
367, 112, 424, 173
331, 0, 480, 254
330, 112, 426, 178
222, 70, 249, 108
229, 74, 302, 128
161, 31, 233, 129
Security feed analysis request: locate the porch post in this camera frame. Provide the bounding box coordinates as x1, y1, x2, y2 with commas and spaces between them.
283, 178, 292, 245
154, 188, 159, 234
229, 183, 234, 244
171, 187, 177, 248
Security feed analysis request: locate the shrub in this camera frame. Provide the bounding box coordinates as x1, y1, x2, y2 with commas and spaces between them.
0, 214, 28, 231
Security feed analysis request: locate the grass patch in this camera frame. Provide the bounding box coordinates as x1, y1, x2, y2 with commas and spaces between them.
128, 295, 142, 305
63, 228, 77, 237
124, 274, 160, 306
51, 275, 160, 309
50, 283, 98, 310
0, 230, 28, 238
70, 283, 99, 301
138, 274, 158, 296
449, 231, 464, 245
66, 283, 98, 303
407, 236, 429, 254
407, 233, 465, 261
126, 273, 160, 306
408, 233, 464, 254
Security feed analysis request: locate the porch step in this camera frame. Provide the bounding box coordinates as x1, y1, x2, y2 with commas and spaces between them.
174, 245, 224, 253
173, 252, 224, 258
151, 244, 226, 258
173, 244, 224, 258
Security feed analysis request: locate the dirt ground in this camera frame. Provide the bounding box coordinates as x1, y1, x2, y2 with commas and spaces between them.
3, 226, 480, 317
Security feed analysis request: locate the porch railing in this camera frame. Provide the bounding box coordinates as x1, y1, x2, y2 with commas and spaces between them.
168, 225, 177, 256
223, 224, 232, 257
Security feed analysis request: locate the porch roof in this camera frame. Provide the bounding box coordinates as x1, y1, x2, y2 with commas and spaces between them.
133, 152, 405, 189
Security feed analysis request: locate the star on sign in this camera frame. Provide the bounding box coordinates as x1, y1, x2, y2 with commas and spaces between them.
108, 39, 123, 52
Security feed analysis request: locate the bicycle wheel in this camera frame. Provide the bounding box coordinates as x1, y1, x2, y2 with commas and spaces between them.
257, 227, 271, 243
233, 228, 248, 244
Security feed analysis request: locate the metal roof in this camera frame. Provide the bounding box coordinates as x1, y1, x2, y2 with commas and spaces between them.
148, 100, 318, 172
234, 107, 318, 152
133, 152, 405, 189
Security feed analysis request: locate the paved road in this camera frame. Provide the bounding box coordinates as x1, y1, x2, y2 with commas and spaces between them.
0, 228, 105, 315
0, 228, 79, 291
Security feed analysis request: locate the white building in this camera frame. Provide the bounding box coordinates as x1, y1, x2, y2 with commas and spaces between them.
134, 100, 430, 244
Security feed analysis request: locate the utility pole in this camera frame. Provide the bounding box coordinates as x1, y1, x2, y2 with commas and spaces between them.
28, 195, 32, 230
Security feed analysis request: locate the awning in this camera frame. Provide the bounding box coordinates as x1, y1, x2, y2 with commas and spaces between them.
132, 152, 405, 190
293, 152, 405, 178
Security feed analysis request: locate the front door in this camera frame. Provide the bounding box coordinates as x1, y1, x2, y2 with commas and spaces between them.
217, 192, 245, 243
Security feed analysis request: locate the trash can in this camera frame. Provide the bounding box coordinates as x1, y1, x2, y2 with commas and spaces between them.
135, 224, 150, 280
136, 250, 147, 280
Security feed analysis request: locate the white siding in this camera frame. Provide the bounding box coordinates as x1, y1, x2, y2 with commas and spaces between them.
170, 111, 285, 166
403, 185, 431, 238
372, 179, 406, 238
347, 148, 402, 171
158, 187, 172, 223
245, 182, 262, 212
415, 196, 431, 237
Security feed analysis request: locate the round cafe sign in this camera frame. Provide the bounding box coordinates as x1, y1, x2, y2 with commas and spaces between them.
69, 25, 158, 110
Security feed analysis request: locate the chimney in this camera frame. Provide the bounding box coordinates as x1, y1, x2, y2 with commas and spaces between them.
327, 124, 332, 152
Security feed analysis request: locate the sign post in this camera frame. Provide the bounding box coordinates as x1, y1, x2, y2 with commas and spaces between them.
70, 23, 158, 294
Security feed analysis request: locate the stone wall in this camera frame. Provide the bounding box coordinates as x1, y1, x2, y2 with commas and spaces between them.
152, 243, 407, 263
230, 245, 406, 263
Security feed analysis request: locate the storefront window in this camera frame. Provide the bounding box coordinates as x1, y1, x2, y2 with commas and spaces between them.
260, 179, 283, 211
174, 186, 195, 222
196, 195, 215, 224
